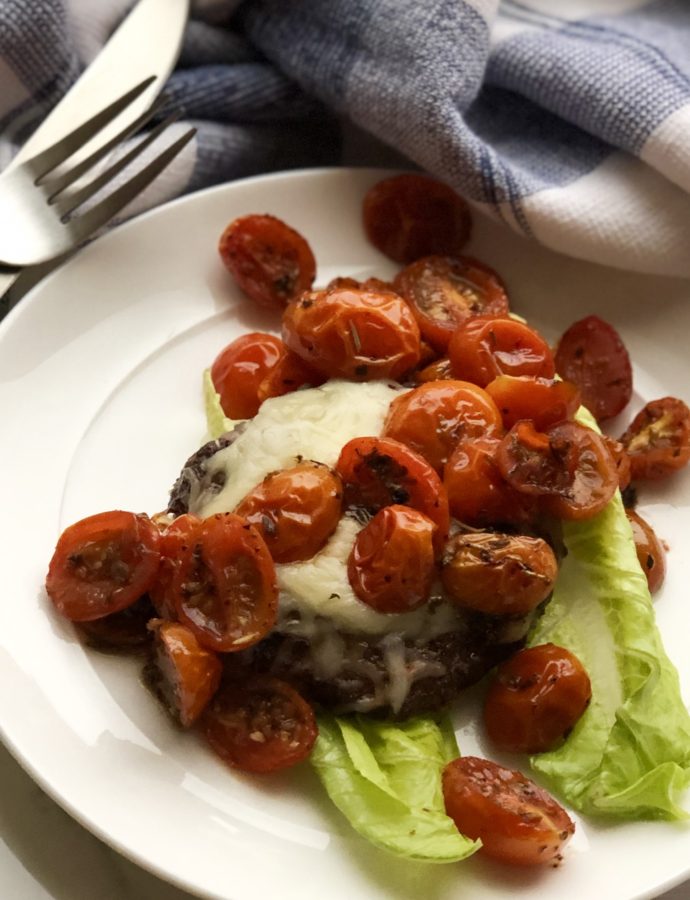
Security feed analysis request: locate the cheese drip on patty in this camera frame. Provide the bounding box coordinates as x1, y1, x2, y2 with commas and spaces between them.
189, 379, 461, 638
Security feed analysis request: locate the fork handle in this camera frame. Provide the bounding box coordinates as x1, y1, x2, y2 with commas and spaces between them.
0, 268, 20, 320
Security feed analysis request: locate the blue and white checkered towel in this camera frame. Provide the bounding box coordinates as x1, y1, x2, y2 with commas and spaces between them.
1, 0, 689, 276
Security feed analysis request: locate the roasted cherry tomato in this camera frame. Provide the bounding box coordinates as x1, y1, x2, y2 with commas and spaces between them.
443, 436, 536, 527
211, 333, 318, 420
496, 420, 618, 520
202, 676, 317, 773
171, 513, 277, 653
485, 375, 581, 430
218, 214, 316, 309
78, 595, 155, 652
149, 620, 222, 727
602, 435, 632, 492
348, 505, 436, 613
441, 531, 557, 616
393, 256, 509, 352
620, 397, 690, 480
325, 275, 396, 294
234, 461, 343, 563
149, 514, 201, 619
282, 286, 421, 381
362, 173, 472, 264
626, 509, 666, 593
414, 357, 453, 384
554, 315, 632, 422
443, 756, 575, 867
335, 436, 449, 548
46, 511, 161, 622
449, 315, 555, 388
383, 380, 503, 472
484, 643, 592, 754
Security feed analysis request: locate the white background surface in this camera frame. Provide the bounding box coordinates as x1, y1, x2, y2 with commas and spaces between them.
1, 167, 689, 899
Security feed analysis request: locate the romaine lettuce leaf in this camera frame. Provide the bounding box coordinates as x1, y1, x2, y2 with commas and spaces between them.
529, 407, 690, 818
311, 715, 479, 861
203, 368, 235, 438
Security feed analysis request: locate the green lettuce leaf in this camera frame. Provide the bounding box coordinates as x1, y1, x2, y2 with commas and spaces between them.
203, 369, 236, 438
529, 407, 690, 819
311, 715, 479, 861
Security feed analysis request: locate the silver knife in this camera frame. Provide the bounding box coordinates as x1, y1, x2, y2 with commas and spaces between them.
0, 0, 190, 310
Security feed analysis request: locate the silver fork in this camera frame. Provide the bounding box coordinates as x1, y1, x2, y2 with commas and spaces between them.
0, 76, 195, 268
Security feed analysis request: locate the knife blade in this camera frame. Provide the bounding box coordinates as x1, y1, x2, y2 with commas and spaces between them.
0, 0, 190, 312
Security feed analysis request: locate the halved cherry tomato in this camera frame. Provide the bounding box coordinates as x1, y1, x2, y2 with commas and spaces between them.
414, 357, 453, 384
149, 514, 201, 619
485, 375, 580, 430
78, 595, 155, 652
211, 333, 281, 420
149, 621, 222, 727
171, 513, 277, 653
282, 286, 421, 380
348, 505, 436, 613
620, 397, 690, 480
602, 435, 632, 492
234, 461, 343, 563
211, 333, 318, 420
496, 420, 618, 520
383, 380, 503, 472
484, 644, 592, 753
46, 511, 161, 622
218, 214, 315, 309
449, 315, 555, 388
442, 756, 575, 867
393, 256, 509, 352
362, 173, 472, 264
626, 509, 666, 593
443, 436, 537, 527
202, 676, 317, 773
335, 436, 449, 548
554, 315, 632, 422
441, 532, 557, 616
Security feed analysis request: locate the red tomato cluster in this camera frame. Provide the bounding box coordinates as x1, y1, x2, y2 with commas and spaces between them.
45, 173, 689, 870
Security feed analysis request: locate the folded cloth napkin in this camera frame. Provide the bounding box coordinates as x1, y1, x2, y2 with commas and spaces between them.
1, 0, 689, 277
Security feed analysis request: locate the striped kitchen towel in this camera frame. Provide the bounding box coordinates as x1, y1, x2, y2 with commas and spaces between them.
1, 0, 689, 276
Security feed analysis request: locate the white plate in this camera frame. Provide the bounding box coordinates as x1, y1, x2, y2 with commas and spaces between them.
0, 168, 689, 900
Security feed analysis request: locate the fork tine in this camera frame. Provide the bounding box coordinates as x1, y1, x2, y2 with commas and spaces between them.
30, 76, 156, 181
54, 112, 181, 217
46, 94, 169, 201
71, 127, 196, 243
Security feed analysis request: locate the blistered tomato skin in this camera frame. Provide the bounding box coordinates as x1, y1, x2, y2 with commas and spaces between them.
442, 756, 575, 867
171, 513, 278, 653
46, 511, 161, 622
149, 514, 202, 620
485, 375, 581, 431
218, 214, 316, 309
335, 436, 450, 550
348, 505, 437, 613
441, 531, 558, 616
202, 676, 317, 774
362, 173, 472, 264
150, 620, 223, 727
393, 255, 509, 352
383, 380, 503, 472
282, 286, 421, 381
484, 644, 592, 754
414, 357, 453, 384
449, 315, 555, 388
497, 420, 618, 520
626, 509, 666, 593
234, 461, 343, 564
554, 315, 632, 422
620, 397, 690, 480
